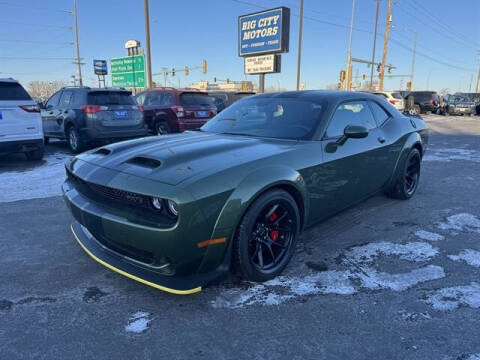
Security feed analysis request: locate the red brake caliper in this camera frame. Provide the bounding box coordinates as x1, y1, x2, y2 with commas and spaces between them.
269, 212, 279, 242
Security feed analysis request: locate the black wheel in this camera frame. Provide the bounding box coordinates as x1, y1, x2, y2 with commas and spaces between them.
67, 126, 84, 153
233, 189, 300, 282
387, 148, 421, 200
413, 105, 421, 115
155, 120, 170, 135
44, 136, 50, 145
25, 146, 44, 161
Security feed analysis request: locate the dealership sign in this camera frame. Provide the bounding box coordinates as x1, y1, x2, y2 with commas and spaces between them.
244, 54, 281, 75
93, 59, 108, 75
238, 7, 290, 56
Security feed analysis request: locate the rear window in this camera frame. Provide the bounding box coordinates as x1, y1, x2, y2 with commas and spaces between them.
180, 92, 213, 106
0, 82, 32, 101
87, 91, 135, 105
413, 92, 434, 100
392, 92, 402, 99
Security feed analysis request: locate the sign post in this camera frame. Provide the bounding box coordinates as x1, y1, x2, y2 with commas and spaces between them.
238, 7, 290, 93
93, 59, 107, 88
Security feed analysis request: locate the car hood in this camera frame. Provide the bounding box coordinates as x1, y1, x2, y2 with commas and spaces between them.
76, 132, 297, 185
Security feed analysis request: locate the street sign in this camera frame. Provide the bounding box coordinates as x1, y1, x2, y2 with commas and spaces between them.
244, 54, 281, 75
93, 59, 108, 75
238, 7, 290, 57
110, 55, 145, 88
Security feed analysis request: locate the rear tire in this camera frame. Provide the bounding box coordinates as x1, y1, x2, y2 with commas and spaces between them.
67, 126, 84, 153
155, 120, 170, 135
387, 148, 421, 200
413, 105, 421, 115
25, 146, 44, 161
232, 189, 300, 282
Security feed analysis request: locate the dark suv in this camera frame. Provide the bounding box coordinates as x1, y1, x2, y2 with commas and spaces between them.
408, 91, 440, 114
41, 87, 148, 152
209, 91, 255, 112
135, 88, 216, 135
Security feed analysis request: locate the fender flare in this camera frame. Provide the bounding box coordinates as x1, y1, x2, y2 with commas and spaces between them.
387, 132, 423, 189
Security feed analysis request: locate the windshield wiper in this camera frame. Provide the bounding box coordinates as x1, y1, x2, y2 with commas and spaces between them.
220, 131, 257, 137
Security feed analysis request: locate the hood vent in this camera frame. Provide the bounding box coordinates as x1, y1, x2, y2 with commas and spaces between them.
94, 148, 111, 156
125, 156, 162, 169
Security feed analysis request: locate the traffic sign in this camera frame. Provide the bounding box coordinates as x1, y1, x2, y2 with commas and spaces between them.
110, 55, 145, 88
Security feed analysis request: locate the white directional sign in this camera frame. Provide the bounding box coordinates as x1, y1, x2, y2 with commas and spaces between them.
244, 54, 280, 75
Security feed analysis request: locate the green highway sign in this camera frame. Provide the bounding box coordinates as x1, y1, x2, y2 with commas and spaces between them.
110, 55, 145, 88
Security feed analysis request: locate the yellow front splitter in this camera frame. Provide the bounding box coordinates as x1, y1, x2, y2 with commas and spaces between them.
71, 222, 202, 295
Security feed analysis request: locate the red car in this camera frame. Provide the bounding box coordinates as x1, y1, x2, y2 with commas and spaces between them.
135, 88, 217, 135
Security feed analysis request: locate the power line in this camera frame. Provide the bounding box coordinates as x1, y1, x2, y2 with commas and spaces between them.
0, 39, 72, 45
0, 56, 76, 60
0, 20, 71, 29
0, 1, 69, 13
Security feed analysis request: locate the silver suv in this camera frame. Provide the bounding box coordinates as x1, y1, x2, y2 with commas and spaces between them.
0, 78, 44, 160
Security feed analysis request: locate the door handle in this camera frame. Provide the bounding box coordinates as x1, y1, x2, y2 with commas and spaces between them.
377, 136, 386, 144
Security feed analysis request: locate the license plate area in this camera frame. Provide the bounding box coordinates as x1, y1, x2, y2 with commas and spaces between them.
196, 111, 209, 118
115, 111, 128, 118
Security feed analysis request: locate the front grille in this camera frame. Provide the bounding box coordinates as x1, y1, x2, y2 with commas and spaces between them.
68, 171, 154, 210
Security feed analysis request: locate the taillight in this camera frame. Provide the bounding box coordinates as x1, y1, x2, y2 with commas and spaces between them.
81, 105, 103, 114
430, 98, 434, 104
389, 100, 396, 105
137, 105, 144, 112
171, 106, 185, 117
19, 105, 40, 113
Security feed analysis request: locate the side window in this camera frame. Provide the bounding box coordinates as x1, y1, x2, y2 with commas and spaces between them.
59, 91, 73, 106
136, 93, 146, 105
326, 101, 377, 138
369, 101, 390, 126
163, 92, 174, 106
45, 91, 61, 109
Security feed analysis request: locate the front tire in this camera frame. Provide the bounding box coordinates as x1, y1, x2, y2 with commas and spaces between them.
155, 120, 170, 135
387, 148, 421, 200
232, 189, 300, 282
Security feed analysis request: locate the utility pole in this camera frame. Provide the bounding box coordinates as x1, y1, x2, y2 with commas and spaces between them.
345, 0, 356, 90
379, 0, 392, 91
476, 65, 480, 93
469, 74, 473, 92
296, 0, 304, 91
410, 31, 417, 91
144, 0, 153, 88
370, 0, 380, 90
73, 0, 82, 86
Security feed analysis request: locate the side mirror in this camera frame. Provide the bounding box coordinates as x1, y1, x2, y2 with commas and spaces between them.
344, 124, 369, 139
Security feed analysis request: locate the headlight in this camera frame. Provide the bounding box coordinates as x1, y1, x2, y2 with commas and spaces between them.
151, 197, 163, 210
167, 200, 179, 216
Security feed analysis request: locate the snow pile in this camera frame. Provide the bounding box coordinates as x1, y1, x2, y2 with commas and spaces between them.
426, 283, 480, 311
437, 213, 480, 234
345, 241, 438, 263
448, 250, 480, 268
414, 230, 445, 242
125, 312, 151, 334
0, 152, 70, 202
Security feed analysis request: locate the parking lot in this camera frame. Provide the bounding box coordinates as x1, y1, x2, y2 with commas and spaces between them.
1, 114, 479, 360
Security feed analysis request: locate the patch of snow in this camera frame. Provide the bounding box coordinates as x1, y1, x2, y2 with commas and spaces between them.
414, 230, 445, 242
125, 311, 151, 334
423, 148, 480, 163
214, 241, 445, 308
345, 241, 438, 263
465, 354, 480, 360
426, 283, 480, 311
448, 250, 480, 268
0, 152, 70, 202
437, 213, 480, 234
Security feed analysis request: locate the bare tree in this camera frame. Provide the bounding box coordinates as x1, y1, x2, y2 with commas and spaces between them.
264, 85, 287, 93
28, 80, 66, 102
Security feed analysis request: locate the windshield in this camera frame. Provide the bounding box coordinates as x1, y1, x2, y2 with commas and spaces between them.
87, 91, 135, 105
201, 96, 325, 140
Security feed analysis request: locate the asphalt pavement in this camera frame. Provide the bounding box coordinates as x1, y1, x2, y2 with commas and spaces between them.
1, 115, 479, 360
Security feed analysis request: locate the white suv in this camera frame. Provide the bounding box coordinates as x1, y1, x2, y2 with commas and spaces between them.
0, 78, 44, 160
373, 91, 405, 112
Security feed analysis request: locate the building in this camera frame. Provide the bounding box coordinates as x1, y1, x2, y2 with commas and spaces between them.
189, 80, 254, 92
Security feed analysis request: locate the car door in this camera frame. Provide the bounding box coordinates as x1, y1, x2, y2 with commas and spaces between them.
54, 90, 73, 136
41, 91, 62, 136
306, 100, 386, 224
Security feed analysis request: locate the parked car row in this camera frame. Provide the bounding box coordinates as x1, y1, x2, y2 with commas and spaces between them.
0, 78, 256, 161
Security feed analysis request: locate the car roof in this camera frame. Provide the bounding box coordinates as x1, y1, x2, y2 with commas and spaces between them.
0, 78, 19, 83
251, 90, 382, 102
137, 87, 208, 95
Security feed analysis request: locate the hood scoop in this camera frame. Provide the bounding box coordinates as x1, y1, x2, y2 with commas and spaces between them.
94, 148, 112, 156
125, 156, 162, 169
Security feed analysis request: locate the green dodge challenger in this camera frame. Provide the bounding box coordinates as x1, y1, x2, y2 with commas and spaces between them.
63, 90, 429, 294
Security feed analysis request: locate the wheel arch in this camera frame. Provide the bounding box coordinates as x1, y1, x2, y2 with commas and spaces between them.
387, 132, 423, 189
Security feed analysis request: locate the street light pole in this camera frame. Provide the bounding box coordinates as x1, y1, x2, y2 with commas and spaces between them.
410, 31, 417, 90
144, 0, 153, 88
369, 0, 380, 90
345, 0, 356, 90
296, 0, 304, 91
73, 0, 82, 86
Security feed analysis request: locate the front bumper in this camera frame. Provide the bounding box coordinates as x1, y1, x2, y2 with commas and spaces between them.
0, 138, 43, 155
